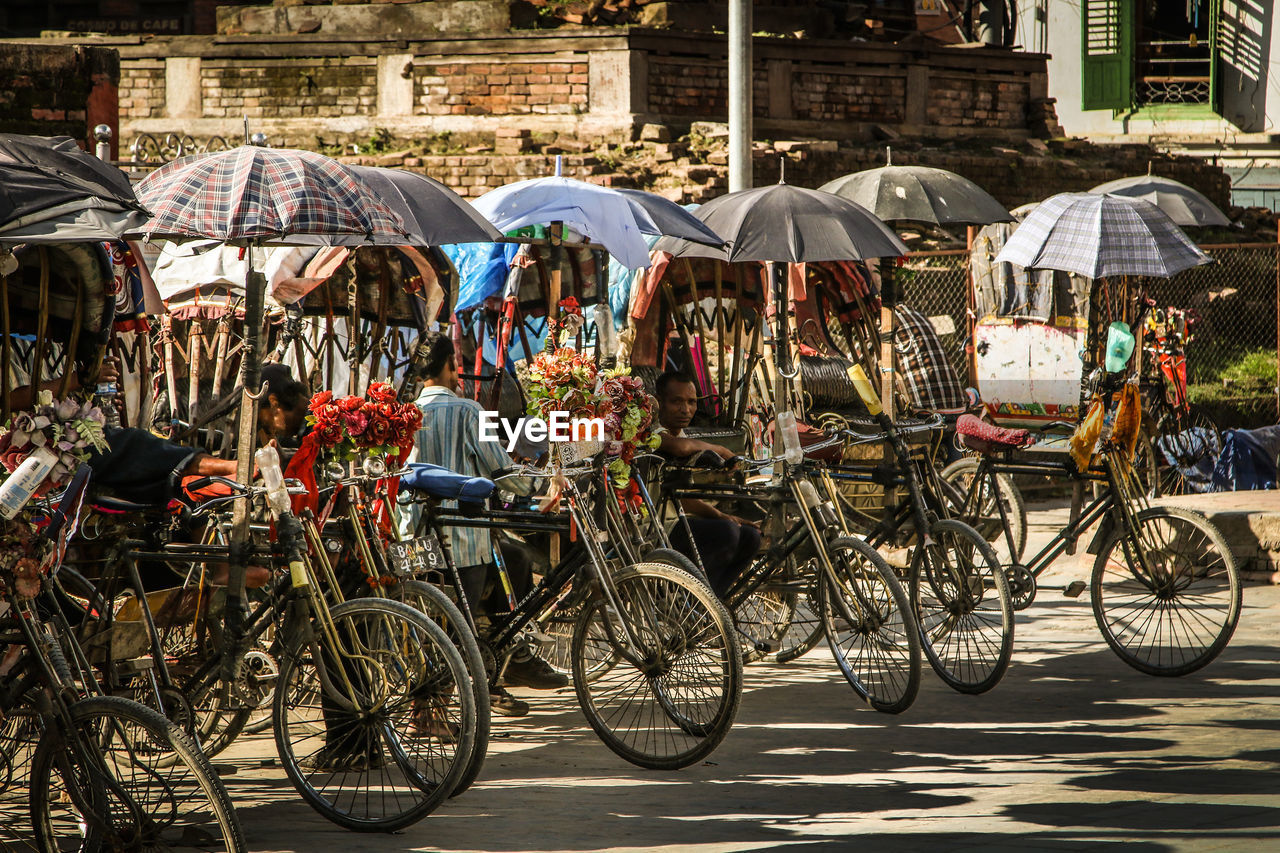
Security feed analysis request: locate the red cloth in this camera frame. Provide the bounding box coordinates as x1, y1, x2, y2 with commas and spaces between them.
284, 432, 322, 516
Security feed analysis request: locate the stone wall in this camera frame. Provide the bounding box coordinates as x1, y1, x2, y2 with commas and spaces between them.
18, 29, 1050, 151
0, 43, 119, 156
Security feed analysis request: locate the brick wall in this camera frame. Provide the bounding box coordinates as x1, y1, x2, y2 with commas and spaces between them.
0, 43, 119, 154
927, 75, 1023, 129
791, 69, 906, 123
201, 58, 375, 119
118, 61, 164, 120
414, 59, 588, 117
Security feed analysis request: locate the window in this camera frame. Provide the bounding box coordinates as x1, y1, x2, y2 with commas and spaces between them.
1080, 0, 1272, 131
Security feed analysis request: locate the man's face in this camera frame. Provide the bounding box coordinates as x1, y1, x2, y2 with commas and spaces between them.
657, 380, 698, 432
439, 353, 461, 393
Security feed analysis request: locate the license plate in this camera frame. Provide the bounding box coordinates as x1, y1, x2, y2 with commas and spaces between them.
387, 535, 445, 576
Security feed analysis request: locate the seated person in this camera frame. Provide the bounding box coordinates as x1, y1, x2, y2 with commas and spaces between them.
399, 333, 568, 718
9, 357, 239, 504
654, 371, 761, 598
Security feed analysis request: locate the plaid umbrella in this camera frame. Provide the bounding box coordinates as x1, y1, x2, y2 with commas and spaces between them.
994, 192, 1210, 279
135, 146, 405, 244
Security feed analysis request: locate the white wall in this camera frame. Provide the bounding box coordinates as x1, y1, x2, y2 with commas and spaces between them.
1016, 0, 1280, 141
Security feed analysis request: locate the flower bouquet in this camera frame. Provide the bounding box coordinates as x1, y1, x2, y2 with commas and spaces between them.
306, 381, 423, 463
525, 348, 660, 487
0, 391, 109, 492
0, 391, 109, 600
596, 367, 661, 487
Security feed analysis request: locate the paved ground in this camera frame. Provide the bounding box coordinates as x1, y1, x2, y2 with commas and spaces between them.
214, 501, 1280, 852
3, 500, 1277, 852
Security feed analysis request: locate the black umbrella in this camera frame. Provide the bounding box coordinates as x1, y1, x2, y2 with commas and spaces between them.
0, 133, 138, 203
654, 182, 907, 263
613, 188, 725, 248
0, 134, 147, 241
819, 159, 1012, 227
345, 166, 503, 246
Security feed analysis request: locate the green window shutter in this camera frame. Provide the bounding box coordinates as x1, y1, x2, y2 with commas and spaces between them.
1080, 0, 1132, 111
1213, 0, 1271, 133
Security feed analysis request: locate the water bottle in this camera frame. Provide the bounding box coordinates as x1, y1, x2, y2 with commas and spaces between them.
776, 411, 804, 465
0, 447, 59, 519
96, 382, 121, 428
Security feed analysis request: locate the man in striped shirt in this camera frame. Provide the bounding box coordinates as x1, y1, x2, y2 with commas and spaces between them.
399, 333, 568, 717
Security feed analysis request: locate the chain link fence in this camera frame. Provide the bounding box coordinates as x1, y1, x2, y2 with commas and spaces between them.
897, 244, 1280, 394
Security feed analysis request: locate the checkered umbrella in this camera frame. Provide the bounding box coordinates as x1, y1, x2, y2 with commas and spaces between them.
135, 145, 405, 244
994, 192, 1210, 279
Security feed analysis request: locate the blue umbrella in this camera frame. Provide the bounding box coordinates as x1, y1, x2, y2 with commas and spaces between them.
472, 174, 723, 270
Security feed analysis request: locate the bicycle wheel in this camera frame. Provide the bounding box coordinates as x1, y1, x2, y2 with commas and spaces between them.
273, 598, 476, 832
939, 457, 1027, 563
384, 579, 490, 796
572, 562, 742, 770
1091, 506, 1241, 676
773, 563, 825, 664
819, 536, 921, 714
1156, 411, 1222, 496
643, 547, 711, 589
909, 519, 1014, 694
29, 695, 244, 853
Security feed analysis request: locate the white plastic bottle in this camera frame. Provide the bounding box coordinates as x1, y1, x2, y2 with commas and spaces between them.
775, 411, 804, 465
0, 447, 59, 519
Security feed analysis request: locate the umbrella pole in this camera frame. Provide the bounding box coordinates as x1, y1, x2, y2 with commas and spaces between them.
879, 259, 895, 415
1, 266, 10, 424
770, 261, 791, 419
226, 245, 266, 681
966, 225, 977, 389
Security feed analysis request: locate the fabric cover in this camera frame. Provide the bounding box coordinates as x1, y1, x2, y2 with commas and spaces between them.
894, 305, 966, 413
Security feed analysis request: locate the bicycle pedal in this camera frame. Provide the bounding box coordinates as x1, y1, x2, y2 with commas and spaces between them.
1062, 581, 1087, 598
753, 639, 778, 654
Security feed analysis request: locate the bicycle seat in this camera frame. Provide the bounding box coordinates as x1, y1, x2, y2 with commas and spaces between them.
400, 463, 497, 502
955, 414, 1033, 454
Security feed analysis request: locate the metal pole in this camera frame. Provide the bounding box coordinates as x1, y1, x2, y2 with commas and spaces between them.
93, 124, 112, 162
728, 0, 752, 193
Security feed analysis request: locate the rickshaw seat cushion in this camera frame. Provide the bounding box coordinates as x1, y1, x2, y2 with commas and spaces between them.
401, 463, 497, 502
956, 415, 1032, 453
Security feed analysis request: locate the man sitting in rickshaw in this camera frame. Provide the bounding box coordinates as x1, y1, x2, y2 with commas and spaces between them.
654, 371, 761, 598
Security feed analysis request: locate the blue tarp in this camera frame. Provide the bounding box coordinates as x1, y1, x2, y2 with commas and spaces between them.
1211, 425, 1280, 491
442, 241, 520, 314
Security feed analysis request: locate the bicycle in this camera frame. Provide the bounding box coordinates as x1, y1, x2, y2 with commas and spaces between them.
0, 468, 245, 853
53, 453, 481, 832
653, 433, 925, 714
945, 394, 1241, 676
400, 452, 744, 770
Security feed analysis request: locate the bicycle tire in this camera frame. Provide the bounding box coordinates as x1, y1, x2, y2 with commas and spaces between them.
273, 598, 477, 832
29, 695, 244, 853
819, 536, 922, 714
910, 519, 1015, 694
384, 579, 490, 797
643, 547, 711, 588
1090, 506, 1241, 676
571, 562, 742, 770
939, 457, 1027, 563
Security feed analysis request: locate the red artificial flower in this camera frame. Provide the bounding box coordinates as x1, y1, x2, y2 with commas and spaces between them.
558, 296, 582, 316
344, 410, 370, 436
309, 390, 333, 413
367, 416, 392, 445
367, 382, 396, 403
316, 421, 344, 446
